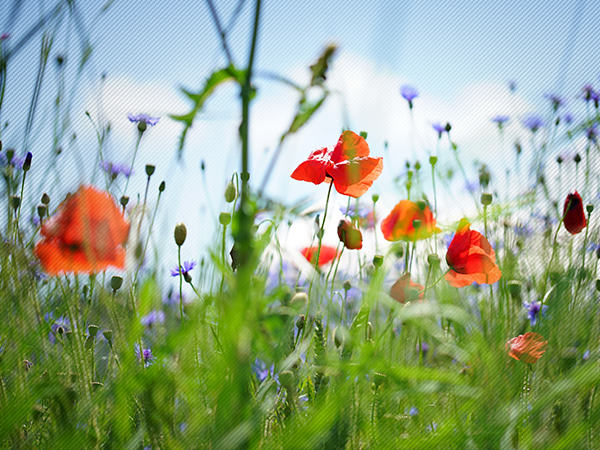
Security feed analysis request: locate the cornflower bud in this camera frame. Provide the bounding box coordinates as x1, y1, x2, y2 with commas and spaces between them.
174, 222, 187, 246
22, 152, 32, 172
159, 181, 166, 192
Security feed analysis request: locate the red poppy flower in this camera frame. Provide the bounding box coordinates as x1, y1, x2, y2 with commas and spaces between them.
390, 273, 424, 303
337, 219, 363, 250
301, 245, 338, 266
563, 191, 586, 235
444, 218, 501, 288
506, 332, 548, 364
380, 200, 441, 242
35, 186, 130, 275
291, 131, 383, 198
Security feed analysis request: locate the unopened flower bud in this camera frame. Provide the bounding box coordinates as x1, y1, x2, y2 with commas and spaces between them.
596, 279, 600, 292
587, 204, 594, 214
360, 131, 368, 139
481, 193, 493, 206
224, 181, 237, 203
556, 156, 563, 164
84, 335, 95, 350
412, 219, 421, 230
200, 160, 205, 171
111, 276, 123, 291
88, 325, 99, 337
159, 181, 166, 192
120, 196, 129, 208
219, 212, 231, 226
373, 255, 384, 268
145, 164, 155, 177
343, 280, 352, 291
22, 152, 32, 172
407, 170, 413, 180
41, 193, 50, 205
296, 314, 305, 331
414, 161, 421, 171
174, 222, 187, 246
574, 153, 582, 164
445, 122, 452, 133
37, 205, 46, 220
11, 195, 20, 210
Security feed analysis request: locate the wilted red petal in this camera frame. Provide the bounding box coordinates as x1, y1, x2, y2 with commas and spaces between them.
563, 191, 586, 235
390, 273, 424, 303
380, 200, 439, 242
506, 332, 548, 364
301, 245, 338, 266
337, 220, 363, 250
35, 185, 130, 275
290, 147, 331, 185
330, 131, 371, 163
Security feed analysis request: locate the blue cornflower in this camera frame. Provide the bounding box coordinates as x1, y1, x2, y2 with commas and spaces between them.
432, 122, 445, 138
251, 358, 274, 383
100, 161, 133, 179
134, 343, 155, 366
544, 93, 565, 111
523, 301, 548, 326
561, 112, 573, 124
400, 84, 419, 108
141, 310, 165, 327
491, 115, 510, 128
408, 407, 419, 416
514, 223, 533, 239
582, 85, 596, 102
586, 125, 598, 143
583, 350, 591, 361
522, 114, 544, 133
0, 32, 9, 40
46, 314, 70, 344
127, 113, 160, 126
464, 180, 478, 194
339, 205, 375, 229
170, 260, 196, 282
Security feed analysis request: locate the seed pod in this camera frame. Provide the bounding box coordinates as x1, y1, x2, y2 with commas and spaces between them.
111, 276, 123, 291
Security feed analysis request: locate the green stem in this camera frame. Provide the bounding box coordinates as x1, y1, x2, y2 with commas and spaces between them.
123, 130, 143, 197
178, 245, 184, 325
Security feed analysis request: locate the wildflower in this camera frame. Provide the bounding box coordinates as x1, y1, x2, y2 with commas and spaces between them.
134, 343, 155, 366
586, 125, 597, 143
170, 260, 196, 282
301, 245, 337, 266
400, 85, 419, 108
337, 219, 363, 250
561, 112, 573, 124
127, 113, 160, 126
544, 93, 565, 111
582, 85, 596, 102
34, 186, 130, 275
523, 300, 547, 326
380, 200, 440, 242
390, 273, 424, 303
100, 161, 133, 179
522, 114, 544, 133
432, 122, 445, 138
563, 191, 586, 235
141, 310, 166, 327
291, 131, 383, 198
339, 205, 375, 229
444, 218, 502, 288
506, 332, 548, 364
491, 115, 510, 130
408, 407, 419, 416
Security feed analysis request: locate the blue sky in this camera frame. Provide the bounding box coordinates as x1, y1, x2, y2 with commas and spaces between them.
1, 0, 599, 285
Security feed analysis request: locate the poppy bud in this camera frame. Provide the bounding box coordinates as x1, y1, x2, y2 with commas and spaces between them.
200, 160, 205, 171
427, 254, 440, 268
374, 372, 386, 388
412, 219, 421, 230
556, 156, 563, 164
37, 205, 46, 220
11, 195, 20, 210
407, 170, 413, 180
145, 164, 155, 177
563, 191, 586, 235
224, 181, 236, 203
219, 212, 231, 226
120, 196, 129, 208
343, 280, 352, 291
587, 204, 594, 214
574, 154, 582, 164
84, 335, 95, 350
111, 276, 123, 291
414, 161, 421, 171
88, 325, 99, 337
22, 152, 32, 172
429, 156, 438, 166
507, 280, 522, 300
102, 330, 113, 343
6, 149, 14, 162
159, 181, 166, 192
174, 222, 187, 246
481, 193, 493, 206
360, 131, 368, 139
296, 314, 305, 331
291, 292, 308, 310
373, 255, 384, 268
337, 219, 363, 250
41, 193, 50, 205
138, 120, 147, 133
445, 122, 452, 133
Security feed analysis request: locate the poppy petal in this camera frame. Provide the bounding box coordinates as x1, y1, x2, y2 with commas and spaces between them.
327, 156, 383, 198
290, 147, 331, 185
330, 130, 371, 163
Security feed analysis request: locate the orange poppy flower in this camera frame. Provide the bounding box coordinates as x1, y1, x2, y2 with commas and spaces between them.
291, 131, 383, 198
380, 199, 441, 242
506, 332, 548, 364
337, 219, 363, 250
563, 191, 586, 235
35, 186, 130, 275
301, 245, 338, 266
444, 218, 501, 288
390, 273, 424, 303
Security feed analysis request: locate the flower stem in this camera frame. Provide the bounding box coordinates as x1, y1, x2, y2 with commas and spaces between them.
123, 130, 142, 198
178, 245, 184, 326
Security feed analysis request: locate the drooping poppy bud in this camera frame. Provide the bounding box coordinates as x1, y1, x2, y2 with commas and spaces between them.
563, 191, 586, 235
337, 219, 363, 250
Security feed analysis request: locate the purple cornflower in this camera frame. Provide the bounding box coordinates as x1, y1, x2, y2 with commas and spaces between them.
0, 32, 9, 40
561, 112, 573, 125
400, 85, 419, 108
339, 205, 375, 229
586, 125, 598, 143
100, 161, 133, 179
135, 343, 155, 366
464, 180, 478, 194
522, 114, 544, 133
582, 85, 596, 102
544, 93, 565, 111
127, 113, 160, 126
251, 358, 274, 383
432, 122, 445, 138
170, 260, 196, 282
46, 314, 70, 344
408, 407, 419, 417
523, 300, 548, 326
141, 310, 165, 327
491, 115, 510, 128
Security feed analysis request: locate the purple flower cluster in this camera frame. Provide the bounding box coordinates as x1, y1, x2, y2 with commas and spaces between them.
141, 310, 166, 327
170, 260, 196, 278
522, 114, 544, 133
400, 85, 419, 108
523, 300, 548, 326
135, 343, 155, 366
100, 161, 133, 179
491, 115, 509, 127
127, 113, 160, 126
432, 122, 446, 138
